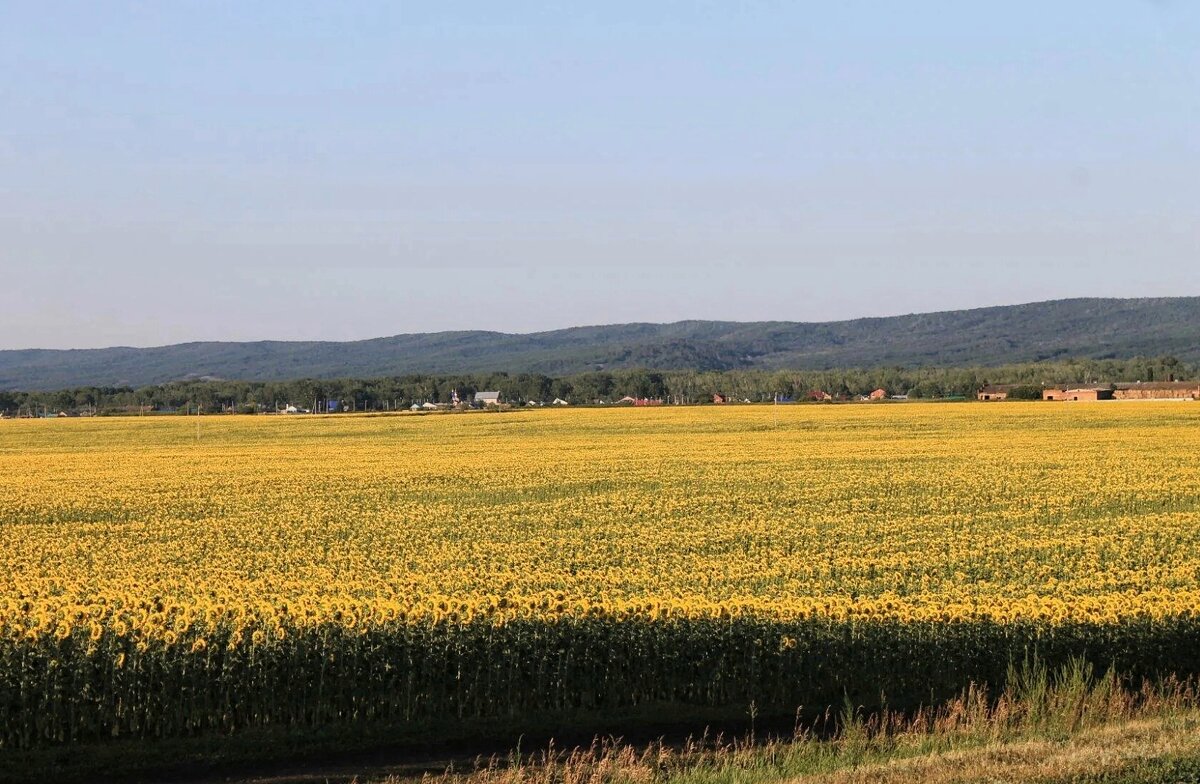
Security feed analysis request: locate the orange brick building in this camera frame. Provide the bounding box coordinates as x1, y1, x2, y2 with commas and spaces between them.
977, 385, 1012, 401
1112, 382, 1200, 400
1042, 386, 1114, 401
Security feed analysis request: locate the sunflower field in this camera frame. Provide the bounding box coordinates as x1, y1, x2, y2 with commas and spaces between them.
2, 402, 1199, 749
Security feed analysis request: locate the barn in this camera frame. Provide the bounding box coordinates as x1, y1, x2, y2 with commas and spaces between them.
1112, 382, 1200, 400
1042, 386, 1114, 401
977, 385, 1012, 401
475, 391, 502, 406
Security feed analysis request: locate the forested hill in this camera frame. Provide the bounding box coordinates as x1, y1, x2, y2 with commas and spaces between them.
3, 297, 1199, 390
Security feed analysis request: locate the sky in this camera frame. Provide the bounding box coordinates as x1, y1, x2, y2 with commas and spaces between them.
1, 2, 1197, 349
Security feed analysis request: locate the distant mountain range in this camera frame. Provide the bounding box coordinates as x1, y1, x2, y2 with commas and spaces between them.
2, 297, 1198, 391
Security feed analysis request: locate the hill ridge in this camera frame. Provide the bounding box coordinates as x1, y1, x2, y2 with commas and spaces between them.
3, 296, 1198, 390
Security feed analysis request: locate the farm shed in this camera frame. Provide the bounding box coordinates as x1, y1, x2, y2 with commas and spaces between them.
475, 391, 502, 406
1112, 382, 1200, 400
1042, 386, 1114, 401
977, 385, 1013, 401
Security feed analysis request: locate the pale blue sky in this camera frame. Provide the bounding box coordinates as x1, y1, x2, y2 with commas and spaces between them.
1, 2, 1196, 349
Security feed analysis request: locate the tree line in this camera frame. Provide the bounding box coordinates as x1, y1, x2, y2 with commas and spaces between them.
0, 356, 1191, 415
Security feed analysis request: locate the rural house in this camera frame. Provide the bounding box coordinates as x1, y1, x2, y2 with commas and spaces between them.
867, 388, 887, 401
1042, 386, 1114, 401
475, 391, 502, 406
977, 384, 1013, 401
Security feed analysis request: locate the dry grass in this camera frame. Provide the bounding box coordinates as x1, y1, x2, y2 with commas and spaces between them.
395, 663, 1200, 784
803, 716, 1200, 783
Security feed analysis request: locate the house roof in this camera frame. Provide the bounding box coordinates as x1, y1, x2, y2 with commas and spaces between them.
1044, 384, 1114, 392
475, 390, 501, 398
1113, 381, 1199, 390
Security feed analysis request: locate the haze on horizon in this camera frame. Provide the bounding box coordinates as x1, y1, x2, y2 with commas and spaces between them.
1, 2, 1197, 351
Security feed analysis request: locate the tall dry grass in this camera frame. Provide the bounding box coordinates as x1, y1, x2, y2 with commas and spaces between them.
412, 661, 1200, 784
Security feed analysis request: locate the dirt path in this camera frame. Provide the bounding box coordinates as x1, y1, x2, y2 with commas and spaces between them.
183, 715, 1200, 784
135, 713, 801, 784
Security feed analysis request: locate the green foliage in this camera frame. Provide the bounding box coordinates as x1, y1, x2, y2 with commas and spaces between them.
1007, 385, 1044, 400
1, 355, 1194, 414
3, 616, 1199, 751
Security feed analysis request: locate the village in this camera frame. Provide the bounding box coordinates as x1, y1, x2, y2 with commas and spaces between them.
5, 377, 1199, 419
5, 381, 1199, 418
464, 380, 1200, 408
276, 380, 1200, 415
977, 381, 1200, 402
